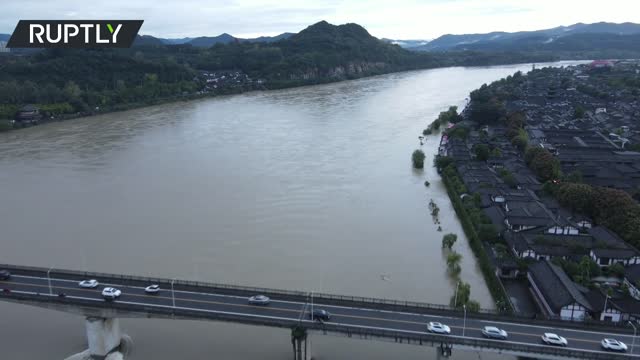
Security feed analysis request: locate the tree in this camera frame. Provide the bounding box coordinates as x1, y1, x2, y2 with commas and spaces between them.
578, 256, 601, 283
450, 281, 471, 308
478, 224, 499, 243
609, 263, 625, 278
530, 149, 560, 181
412, 149, 426, 169
434, 156, 454, 169
446, 251, 462, 275
511, 134, 528, 152
524, 146, 545, 165
490, 147, 502, 158
574, 105, 585, 119
442, 233, 458, 249
474, 144, 490, 161
466, 300, 481, 312
556, 183, 594, 214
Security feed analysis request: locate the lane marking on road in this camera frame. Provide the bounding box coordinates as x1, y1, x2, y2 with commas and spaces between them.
2, 278, 631, 345
3, 288, 633, 355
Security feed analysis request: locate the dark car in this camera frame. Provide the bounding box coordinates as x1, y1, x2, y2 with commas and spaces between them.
310, 309, 331, 321
0, 270, 11, 280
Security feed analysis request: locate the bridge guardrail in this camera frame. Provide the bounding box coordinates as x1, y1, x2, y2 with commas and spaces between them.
0, 263, 632, 334
0, 290, 631, 360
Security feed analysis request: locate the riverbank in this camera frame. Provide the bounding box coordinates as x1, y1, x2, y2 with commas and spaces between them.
1, 58, 584, 134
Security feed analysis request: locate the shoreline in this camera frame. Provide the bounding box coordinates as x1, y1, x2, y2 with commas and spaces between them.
1, 59, 589, 133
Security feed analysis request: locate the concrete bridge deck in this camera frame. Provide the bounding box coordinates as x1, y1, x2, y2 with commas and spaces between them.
0, 263, 637, 359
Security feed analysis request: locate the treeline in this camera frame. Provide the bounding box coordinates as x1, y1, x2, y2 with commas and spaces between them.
550, 182, 640, 248
437, 157, 512, 313
0, 49, 198, 119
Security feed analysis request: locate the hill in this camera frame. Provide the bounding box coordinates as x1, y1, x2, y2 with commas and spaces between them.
188, 33, 237, 47
184, 32, 294, 47
416, 22, 640, 51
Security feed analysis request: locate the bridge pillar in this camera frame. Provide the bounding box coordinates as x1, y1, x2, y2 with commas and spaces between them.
291, 326, 310, 360
85, 317, 122, 358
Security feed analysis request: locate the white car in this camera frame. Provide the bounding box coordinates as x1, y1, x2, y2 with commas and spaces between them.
481, 326, 508, 340
541, 333, 568, 346
427, 322, 451, 334
102, 287, 122, 300
248, 295, 270, 305
601, 338, 628, 352
144, 284, 160, 294
78, 279, 99, 288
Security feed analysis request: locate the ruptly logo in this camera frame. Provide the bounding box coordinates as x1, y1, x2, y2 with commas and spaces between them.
7, 20, 144, 48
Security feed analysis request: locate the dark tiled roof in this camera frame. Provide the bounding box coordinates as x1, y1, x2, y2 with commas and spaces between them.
528, 260, 593, 312
588, 226, 625, 246
591, 248, 638, 259
625, 265, 640, 284
507, 216, 553, 227
482, 206, 506, 232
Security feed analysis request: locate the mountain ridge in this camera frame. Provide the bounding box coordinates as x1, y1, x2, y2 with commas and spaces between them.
415, 21, 640, 51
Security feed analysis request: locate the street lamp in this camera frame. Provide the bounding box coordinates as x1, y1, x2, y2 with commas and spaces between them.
47, 266, 54, 296
628, 321, 637, 354
463, 304, 467, 337
602, 294, 610, 319
171, 279, 176, 308
311, 291, 314, 321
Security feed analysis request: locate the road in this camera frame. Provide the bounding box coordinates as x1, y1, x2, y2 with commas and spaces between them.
1, 272, 638, 358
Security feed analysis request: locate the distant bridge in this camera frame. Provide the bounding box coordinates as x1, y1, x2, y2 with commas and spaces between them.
0, 263, 637, 360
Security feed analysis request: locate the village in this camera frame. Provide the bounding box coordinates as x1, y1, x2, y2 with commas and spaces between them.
438, 60, 640, 323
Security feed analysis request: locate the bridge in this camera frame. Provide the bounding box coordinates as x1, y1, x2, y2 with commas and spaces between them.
0, 263, 638, 360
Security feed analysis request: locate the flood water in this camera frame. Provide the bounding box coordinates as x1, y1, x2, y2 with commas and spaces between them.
0, 61, 583, 359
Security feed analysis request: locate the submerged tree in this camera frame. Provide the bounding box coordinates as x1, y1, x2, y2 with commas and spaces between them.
442, 233, 458, 250
412, 149, 426, 169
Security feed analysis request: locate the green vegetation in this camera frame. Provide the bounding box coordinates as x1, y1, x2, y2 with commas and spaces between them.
445, 125, 470, 140
574, 105, 586, 119
439, 159, 512, 313
446, 251, 462, 276
549, 182, 640, 249
449, 281, 481, 311
473, 144, 490, 161
424, 106, 461, 135
553, 256, 601, 286
498, 168, 517, 188
412, 149, 426, 169
442, 233, 458, 249
527, 147, 560, 182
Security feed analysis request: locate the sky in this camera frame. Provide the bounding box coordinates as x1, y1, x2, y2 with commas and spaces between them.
2, 0, 639, 39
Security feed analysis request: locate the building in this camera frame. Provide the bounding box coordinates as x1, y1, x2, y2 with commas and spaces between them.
15, 105, 41, 124
528, 260, 593, 321
0, 41, 9, 53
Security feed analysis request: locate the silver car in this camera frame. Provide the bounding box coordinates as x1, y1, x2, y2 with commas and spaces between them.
78, 279, 99, 288
101, 287, 122, 300
427, 322, 451, 334
601, 338, 628, 352
248, 295, 270, 305
144, 284, 161, 294
541, 333, 568, 347
481, 326, 508, 340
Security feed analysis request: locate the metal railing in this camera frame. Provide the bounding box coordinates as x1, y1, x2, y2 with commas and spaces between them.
0, 290, 631, 360
0, 263, 633, 334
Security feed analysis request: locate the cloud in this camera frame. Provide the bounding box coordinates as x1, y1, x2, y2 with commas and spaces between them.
0, 0, 638, 39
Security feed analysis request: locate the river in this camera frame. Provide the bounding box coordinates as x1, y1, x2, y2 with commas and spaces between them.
0, 61, 584, 359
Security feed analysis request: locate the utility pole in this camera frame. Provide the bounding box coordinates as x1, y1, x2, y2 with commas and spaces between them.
171, 279, 176, 308
47, 266, 53, 296
629, 321, 637, 354
463, 304, 467, 337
